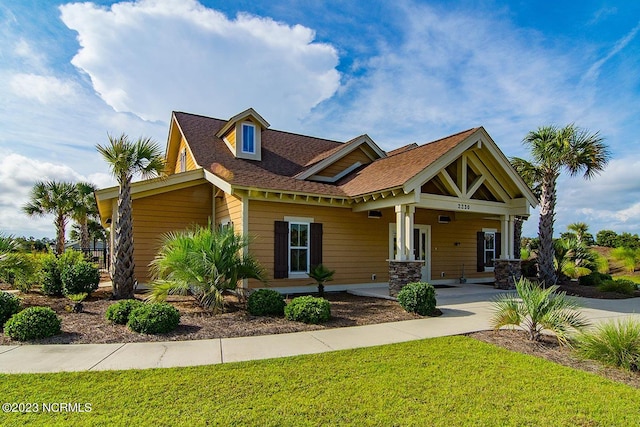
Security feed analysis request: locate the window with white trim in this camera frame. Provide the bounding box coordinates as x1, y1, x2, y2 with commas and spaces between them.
241, 123, 255, 154
289, 222, 309, 274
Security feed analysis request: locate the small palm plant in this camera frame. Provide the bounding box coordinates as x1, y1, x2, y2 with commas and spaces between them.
491, 277, 590, 345
66, 293, 88, 313
308, 264, 335, 297
149, 224, 265, 313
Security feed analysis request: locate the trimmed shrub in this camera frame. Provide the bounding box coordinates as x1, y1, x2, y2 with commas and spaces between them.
40, 253, 63, 296
575, 318, 640, 371
397, 282, 437, 316
248, 289, 285, 316
284, 296, 331, 324
127, 303, 181, 334
0, 291, 21, 327
61, 261, 100, 295
578, 272, 612, 287
4, 306, 61, 341
598, 279, 637, 295
105, 299, 144, 324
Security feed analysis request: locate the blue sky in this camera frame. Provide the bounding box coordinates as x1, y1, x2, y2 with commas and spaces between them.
1, 0, 639, 240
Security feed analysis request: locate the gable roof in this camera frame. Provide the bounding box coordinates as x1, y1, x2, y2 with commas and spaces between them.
167, 111, 535, 206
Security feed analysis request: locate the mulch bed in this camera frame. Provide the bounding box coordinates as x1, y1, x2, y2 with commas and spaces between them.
0, 288, 420, 345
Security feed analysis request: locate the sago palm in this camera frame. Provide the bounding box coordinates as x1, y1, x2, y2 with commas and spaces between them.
491, 277, 590, 345
511, 124, 609, 286
308, 264, 335, 297
97, 134, 165, 299
23, 180, 76, 255
149, 224, 266, 313
567, 222, 589, 246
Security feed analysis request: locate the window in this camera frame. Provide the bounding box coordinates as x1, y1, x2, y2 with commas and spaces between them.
274, 221, 323, 279
242, 123, 255, 154
289, 222, 309, 274
477, 230, 501, 272
179, 148, 187, 172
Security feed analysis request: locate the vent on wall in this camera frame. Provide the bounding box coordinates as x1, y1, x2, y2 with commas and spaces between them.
368, 210, 383, 219
438, 215, 451, 224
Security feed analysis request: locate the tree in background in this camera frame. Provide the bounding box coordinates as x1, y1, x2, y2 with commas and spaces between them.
97, 134, 165, 299
71, 182, 98, 253
596, 230, 618, 247
23, 181, 76, 255
511, 124, 610, 286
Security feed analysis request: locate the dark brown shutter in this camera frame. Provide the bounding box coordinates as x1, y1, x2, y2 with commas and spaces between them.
495, 232, 502, 261
274, 221, 289, 279
477, 231, 485, 272
310, 222, 323, 268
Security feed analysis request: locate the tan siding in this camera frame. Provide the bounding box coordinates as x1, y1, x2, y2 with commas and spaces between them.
414, 210, 498, 280
173, 137, 197, 174
315, 149, 372, 178
248, 201, 393, 288
131, 184, 212, 282
215, 192, 243, 234
225, 128, 237, 150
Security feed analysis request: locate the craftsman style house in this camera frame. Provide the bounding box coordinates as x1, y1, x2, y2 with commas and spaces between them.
96, 108, 536, 293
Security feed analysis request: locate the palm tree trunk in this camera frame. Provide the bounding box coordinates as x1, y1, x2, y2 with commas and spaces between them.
80, 216, 90, 253
514, 217, 523, 259
538, 172, 557, 286
55, 213, 66, 255
112, 175, 136, 299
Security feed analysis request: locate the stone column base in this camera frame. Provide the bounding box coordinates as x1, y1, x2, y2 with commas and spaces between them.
494, 259, 522, 290
388, 260, 424, 296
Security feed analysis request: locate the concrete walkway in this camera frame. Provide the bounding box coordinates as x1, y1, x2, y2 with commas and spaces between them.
0, 284, 638, 374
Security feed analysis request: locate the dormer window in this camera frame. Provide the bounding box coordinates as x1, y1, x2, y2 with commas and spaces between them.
242, 123, 256, 154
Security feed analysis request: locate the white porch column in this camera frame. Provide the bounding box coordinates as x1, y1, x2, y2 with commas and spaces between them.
405, 205, 415, 260
395, 205, 406, 260
508, 215, 516, 259
500, 215, 509, 259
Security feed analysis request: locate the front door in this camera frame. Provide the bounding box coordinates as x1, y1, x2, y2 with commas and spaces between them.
413, 225, 431, 281
389, 224, 431, 282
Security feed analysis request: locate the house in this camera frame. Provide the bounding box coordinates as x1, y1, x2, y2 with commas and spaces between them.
95, 108, 537, 294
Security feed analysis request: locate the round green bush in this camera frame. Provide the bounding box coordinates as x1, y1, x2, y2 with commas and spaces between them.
40, 253, 63, 296
397, 282, 437, 316
248, 289, 285, 316
61, 261, 100, 296
0, 291, 21, 327
579, 272, 612, 287
4, 306, 61, 341
127, 303, 181, 334
284, 296, 331, 324
105, 299, 144, 324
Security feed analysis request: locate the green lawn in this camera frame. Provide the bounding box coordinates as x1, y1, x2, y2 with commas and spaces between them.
1, 336, 638, 426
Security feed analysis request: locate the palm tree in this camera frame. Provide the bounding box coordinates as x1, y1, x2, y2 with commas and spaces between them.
491, 277, 590, 345
96, 134, 165, 299
71, 182, 98, 253
308, 264, 335, 297
511, 124, 610, 286
148, 224, 266, 313
23, 180, 76, 255
567, 222, 589, 246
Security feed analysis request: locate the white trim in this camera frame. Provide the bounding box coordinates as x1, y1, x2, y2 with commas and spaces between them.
295, 135, 386, 181
203, 169, 232, 194
481, 229, 497, 273
288, 221, 310, 275
284, 216, 314, 223
241, 122, 256, 154
309, 161, 362, 183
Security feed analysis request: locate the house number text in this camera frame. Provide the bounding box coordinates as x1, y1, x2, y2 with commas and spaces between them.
457, 203, 471, 210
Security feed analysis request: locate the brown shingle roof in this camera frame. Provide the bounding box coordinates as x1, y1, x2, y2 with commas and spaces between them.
337, 128, 479, 196
173, 111, 478, 198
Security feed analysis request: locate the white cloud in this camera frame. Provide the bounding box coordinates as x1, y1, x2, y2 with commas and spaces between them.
59, 0, 340, 127
10, 73, 77, 104
0, 152, 115, 238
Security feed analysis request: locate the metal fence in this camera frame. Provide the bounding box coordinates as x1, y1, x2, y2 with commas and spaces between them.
81, 248, 110, 271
